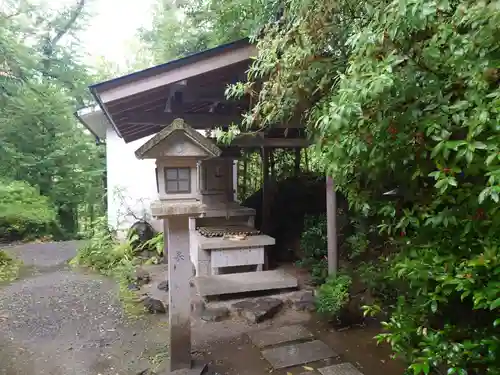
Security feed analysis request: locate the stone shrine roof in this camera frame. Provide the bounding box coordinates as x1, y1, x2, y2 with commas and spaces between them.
135, 118, 222, 159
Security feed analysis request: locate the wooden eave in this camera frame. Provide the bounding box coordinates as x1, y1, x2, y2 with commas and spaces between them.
87, 39, 308, 147
89, 39, 256, 143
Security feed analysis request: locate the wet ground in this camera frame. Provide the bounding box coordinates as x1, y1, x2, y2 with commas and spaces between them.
0, 241, 405, 375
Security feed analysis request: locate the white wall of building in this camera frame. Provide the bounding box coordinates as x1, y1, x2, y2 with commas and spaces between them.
106, 127, 163, 237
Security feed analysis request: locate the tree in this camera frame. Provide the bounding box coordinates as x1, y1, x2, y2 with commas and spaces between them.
138, 0, 281, 64
0, 0, 105, 238
226, 0, 500, 373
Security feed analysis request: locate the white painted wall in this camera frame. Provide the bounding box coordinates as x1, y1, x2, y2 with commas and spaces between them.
106, 127, 163, 238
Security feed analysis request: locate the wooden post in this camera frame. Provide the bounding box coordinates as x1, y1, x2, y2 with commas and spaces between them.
294, 148, 301, 175
326, 176, 338, 275
304, 148, 310, 171
242, 152, 248, 199
262, 147, 270, 269
165, 216, 192, 371
270, 148, 275, 179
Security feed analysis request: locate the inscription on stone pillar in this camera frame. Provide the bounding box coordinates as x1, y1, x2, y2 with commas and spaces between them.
165, 217, 192, 371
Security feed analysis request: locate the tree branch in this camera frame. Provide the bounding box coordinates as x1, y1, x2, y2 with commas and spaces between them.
50, 0, 85, 47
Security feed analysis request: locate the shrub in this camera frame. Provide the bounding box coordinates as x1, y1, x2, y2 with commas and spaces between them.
316, 273, 352, 316
0, 180, 56, 241
72, 218, 166, 316
0, 250, 21, 282
71, 217, 137, 280
297, 214, 328, 285
313, 2, 500, 373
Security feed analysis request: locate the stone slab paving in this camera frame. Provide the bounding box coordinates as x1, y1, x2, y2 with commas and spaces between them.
261, 340, 337, 369
247, 324, 314, 348
318, 363, 364, 375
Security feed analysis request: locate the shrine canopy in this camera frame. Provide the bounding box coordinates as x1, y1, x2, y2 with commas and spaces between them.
80, 38, 309, 148
88, 39, 253, 143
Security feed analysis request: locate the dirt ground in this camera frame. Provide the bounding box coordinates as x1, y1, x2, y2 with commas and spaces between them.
0, 241, 404, 375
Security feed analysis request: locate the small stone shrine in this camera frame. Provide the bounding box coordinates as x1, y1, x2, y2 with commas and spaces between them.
135, 118, 297, 373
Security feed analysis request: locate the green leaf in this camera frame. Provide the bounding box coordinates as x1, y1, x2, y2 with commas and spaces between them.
490, 298, 500, 310
431, 300, 438, 313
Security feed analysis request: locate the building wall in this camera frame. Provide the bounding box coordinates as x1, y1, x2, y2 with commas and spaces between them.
106, 127, 163, 238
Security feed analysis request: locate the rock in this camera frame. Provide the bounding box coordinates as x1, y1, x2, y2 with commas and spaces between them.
290, 290, 316, 312
200, 307, 229, 322
231, 297, 283, 324
127, 283, 140, 291
191, 300, 205, 314
142, 297, 166, 314
135, 268, 151, 285
157, 280, 169, 291
128, 220, 156, 249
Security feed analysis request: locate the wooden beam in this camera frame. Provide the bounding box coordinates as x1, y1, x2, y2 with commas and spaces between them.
326, 176, 338, 275
108, 94, 169, 115
117, 112, 243, 129
98, 44, 256, 103
231, 136, 311, 148
120, 123, 159, 138
106, 85, 170, 109
118, 111, 305, 130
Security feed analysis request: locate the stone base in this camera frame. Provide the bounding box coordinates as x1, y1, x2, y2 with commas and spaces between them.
195, 270, 298, 297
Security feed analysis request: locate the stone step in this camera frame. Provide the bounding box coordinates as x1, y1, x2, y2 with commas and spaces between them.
318, 363, 365, 375
247, 324, 314, 348
261, 340, 338, 369
195, 270, 298, 297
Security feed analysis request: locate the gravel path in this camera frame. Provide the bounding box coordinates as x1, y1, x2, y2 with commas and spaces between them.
0, 242, 167, 375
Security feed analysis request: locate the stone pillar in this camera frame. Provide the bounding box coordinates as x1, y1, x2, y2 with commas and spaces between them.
165, 216, 192, 371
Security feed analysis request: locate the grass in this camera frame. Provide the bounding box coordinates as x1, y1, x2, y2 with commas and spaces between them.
0, 250, 22, 283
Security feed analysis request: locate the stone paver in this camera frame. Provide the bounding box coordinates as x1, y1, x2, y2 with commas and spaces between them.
261, 340, 337, 369
318, 363, 364, 375
247, 324, 313, 348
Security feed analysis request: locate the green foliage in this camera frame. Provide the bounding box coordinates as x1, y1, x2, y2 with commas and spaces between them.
0, 180, 56, 240
316, 273, 352, 316
141, 232, 165, 265
1, 1, 105, 240
139, 0, 280, 64
297, 215, 328, 285
320, 1, 500, 373
226, 0, 500, 373
71, 218, 136, 281
72, 218, 165, 316
0, 250, 22, 282
345, 228, 369, 260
